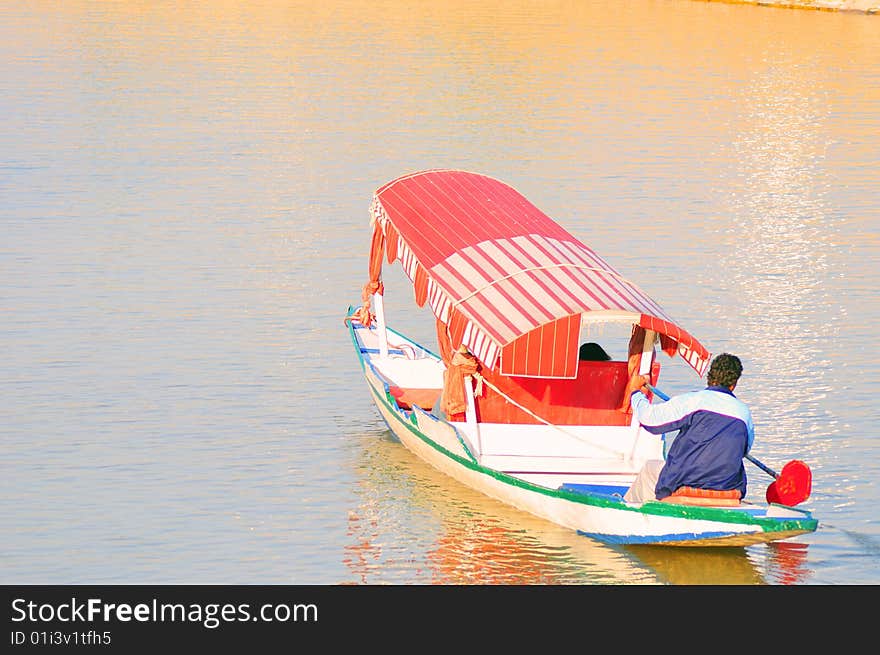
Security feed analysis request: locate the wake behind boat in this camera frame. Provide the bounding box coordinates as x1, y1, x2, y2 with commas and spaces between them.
345, 169, 817, 546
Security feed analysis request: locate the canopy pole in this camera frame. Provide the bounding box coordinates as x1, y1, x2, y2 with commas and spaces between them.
372, 292, 389, 359
627, 329, 656, 462
463, 375, 482, 456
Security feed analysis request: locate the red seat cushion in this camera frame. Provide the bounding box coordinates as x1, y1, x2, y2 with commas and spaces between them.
388, 386, 441, 411
661, 486, 742, 506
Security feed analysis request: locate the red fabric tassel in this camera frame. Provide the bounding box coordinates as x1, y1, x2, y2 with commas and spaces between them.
442, 346, 480, 417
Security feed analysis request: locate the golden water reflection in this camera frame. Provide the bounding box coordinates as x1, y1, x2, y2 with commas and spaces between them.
712, 44, 843, 474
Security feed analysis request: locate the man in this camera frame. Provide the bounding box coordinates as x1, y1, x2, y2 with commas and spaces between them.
622, 353, 755, 503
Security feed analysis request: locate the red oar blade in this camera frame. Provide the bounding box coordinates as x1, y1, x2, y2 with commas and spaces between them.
765, 460, 812, 506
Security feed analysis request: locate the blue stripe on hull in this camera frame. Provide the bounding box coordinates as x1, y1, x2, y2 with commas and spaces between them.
360, 347, 407, 355
580, 530, 739, 545
559, 483, 630, 498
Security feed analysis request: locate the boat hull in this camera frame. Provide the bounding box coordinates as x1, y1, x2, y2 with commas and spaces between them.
350, 319, 818, 547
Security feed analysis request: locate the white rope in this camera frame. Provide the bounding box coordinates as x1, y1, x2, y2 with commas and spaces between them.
473, 372, 626, 459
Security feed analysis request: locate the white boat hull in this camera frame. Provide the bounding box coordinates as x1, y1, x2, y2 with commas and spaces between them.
350, 316, 818, 547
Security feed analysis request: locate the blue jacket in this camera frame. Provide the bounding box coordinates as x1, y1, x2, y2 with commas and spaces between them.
631, 385, 755, 499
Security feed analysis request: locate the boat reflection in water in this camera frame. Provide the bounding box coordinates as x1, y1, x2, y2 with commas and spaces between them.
344, 430, 655, 584
343, 430, 812, 585
625, 541, 811, 585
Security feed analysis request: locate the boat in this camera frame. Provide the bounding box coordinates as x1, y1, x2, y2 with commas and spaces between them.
344, 169, 818, 547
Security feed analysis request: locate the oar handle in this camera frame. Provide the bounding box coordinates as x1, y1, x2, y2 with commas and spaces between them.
644, 384, 780, 480
745, 453, 779, 479
644, 383, 669, 401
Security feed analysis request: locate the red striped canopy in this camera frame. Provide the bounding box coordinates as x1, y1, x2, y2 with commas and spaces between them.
367, 169, 710, 378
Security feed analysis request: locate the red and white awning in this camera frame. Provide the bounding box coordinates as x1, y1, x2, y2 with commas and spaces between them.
367, 169, 710, 378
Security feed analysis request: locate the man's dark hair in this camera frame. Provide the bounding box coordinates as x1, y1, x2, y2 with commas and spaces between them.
707, 353, 743, 388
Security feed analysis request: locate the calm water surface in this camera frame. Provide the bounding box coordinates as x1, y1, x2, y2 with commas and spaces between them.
2, 1, 878, 584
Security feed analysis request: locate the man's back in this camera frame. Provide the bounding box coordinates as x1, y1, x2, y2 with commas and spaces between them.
632, 386, 754, 499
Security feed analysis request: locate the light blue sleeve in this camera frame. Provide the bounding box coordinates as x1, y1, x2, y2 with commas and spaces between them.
631, 390, 703, 433
632, 389, 754, 449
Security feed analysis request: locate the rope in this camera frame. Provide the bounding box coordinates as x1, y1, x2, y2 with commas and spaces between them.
343, 281, 385, 328
472, 372, 626, 458
345, 313, 424, 363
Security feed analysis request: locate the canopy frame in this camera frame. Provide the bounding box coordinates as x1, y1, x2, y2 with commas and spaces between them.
361, 169, 710, 379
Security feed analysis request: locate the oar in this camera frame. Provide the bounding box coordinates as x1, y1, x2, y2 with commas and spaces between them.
744, 453, 778, 478
643, 383, 812, 507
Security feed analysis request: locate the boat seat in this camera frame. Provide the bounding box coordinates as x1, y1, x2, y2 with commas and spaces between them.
388, 386, 441, 411
472, 359, 658, 426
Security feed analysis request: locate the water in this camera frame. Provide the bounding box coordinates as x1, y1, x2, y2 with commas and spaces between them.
2, 1, 878, 585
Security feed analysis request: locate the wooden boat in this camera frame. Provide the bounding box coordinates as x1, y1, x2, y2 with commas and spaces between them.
345, 169, 818, 547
